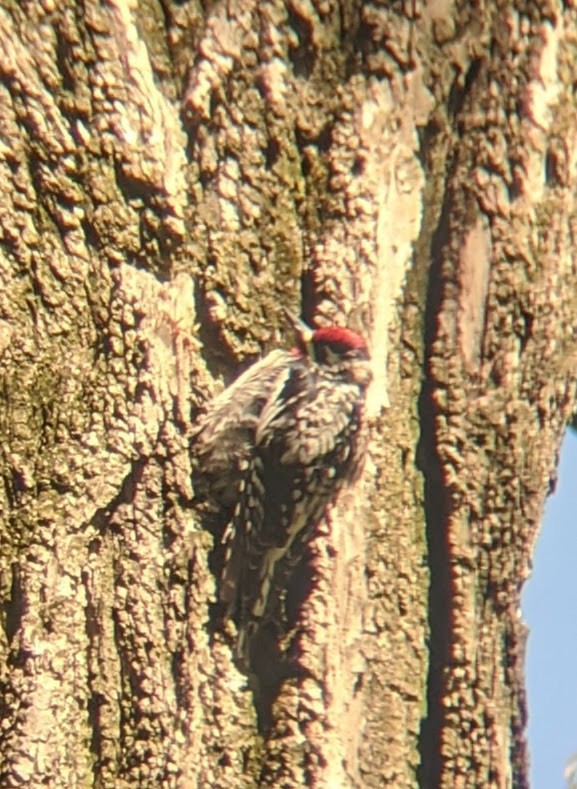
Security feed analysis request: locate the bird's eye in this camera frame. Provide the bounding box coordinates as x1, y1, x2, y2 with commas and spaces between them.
324, 347, 340, 365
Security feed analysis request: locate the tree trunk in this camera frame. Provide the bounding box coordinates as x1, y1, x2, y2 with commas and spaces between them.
0, 1, 574, 787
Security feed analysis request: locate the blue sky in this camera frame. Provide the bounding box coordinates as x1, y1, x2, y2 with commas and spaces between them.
523, 429, 577, 789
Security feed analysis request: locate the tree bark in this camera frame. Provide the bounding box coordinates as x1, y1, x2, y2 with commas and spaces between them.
0, 1, 574, 787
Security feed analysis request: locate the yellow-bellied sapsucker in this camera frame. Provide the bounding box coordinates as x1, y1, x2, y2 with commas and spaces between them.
194, 315, 372, 668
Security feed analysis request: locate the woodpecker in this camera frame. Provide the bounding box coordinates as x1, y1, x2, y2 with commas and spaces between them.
194, 315, 372, 668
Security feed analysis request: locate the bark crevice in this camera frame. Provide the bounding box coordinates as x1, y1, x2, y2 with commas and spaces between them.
416, 187, 454, 789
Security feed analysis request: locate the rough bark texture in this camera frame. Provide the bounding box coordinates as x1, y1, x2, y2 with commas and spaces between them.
0, 1, 575, 787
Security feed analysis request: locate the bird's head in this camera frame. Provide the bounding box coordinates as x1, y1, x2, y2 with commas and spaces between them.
287, 313, 372, 388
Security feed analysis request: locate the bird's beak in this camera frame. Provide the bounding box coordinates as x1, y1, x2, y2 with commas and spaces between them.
285, 310, 314, 348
